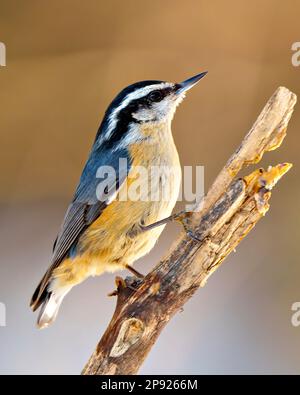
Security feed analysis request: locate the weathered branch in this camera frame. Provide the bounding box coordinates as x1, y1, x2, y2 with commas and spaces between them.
82, 87, 296, 375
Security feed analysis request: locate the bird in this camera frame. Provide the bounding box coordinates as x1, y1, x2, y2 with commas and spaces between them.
30, 72, 207, 328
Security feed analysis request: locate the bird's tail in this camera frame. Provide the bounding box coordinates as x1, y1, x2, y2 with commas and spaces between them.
36, 289, 68, 329
30, 272, 71, 329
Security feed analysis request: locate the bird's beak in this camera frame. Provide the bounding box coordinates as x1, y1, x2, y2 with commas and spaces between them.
176, 72, 208, 95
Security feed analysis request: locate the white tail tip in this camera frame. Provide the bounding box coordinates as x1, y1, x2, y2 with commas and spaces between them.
36, 292, 65, 329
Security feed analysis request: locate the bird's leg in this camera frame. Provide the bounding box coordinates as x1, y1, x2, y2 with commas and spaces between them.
139, 210, 201, 242
139, 211, 183, 231
125, 264, 145, 279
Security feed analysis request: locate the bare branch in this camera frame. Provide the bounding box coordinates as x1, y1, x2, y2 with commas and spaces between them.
82, 87, 296, 375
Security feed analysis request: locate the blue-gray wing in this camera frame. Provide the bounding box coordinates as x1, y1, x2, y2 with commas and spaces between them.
51, 146, 130, 266
30, 146, 130, 311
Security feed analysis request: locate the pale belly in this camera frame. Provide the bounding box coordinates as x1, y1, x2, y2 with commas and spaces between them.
79, 163, 181, 274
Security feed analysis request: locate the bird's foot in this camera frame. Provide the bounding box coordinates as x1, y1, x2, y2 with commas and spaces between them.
108, 276, 127, 296
107, 275, 143, 297
174, 212, 202, 242
131, 211, 202, 242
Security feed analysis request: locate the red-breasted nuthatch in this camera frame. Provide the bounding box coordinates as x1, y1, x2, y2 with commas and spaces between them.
30, 72, 207, 328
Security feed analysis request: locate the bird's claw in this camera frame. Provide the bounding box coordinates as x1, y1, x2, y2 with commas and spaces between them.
175, 213, 201, 242
107, 276, 127, 296
186, 229, 201, 242
107, 275, 142, 297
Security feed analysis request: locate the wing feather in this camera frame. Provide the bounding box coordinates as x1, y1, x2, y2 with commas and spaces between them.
52, 146, 130, 266
30, 146, 130, 310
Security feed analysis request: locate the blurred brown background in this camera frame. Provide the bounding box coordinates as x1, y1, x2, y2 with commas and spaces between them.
0, 0, 300, 374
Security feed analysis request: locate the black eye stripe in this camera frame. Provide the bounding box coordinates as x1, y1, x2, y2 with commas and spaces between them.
118, 87, 174, 116
96, 85, 174, 149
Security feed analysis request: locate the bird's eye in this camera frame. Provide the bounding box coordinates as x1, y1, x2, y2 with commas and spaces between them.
149, 90, 163, 102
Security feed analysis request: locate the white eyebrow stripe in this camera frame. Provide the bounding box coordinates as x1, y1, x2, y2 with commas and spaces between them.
100, 82, 172, 144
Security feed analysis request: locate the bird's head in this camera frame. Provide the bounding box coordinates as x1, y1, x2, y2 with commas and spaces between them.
96, 72, 207, 148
